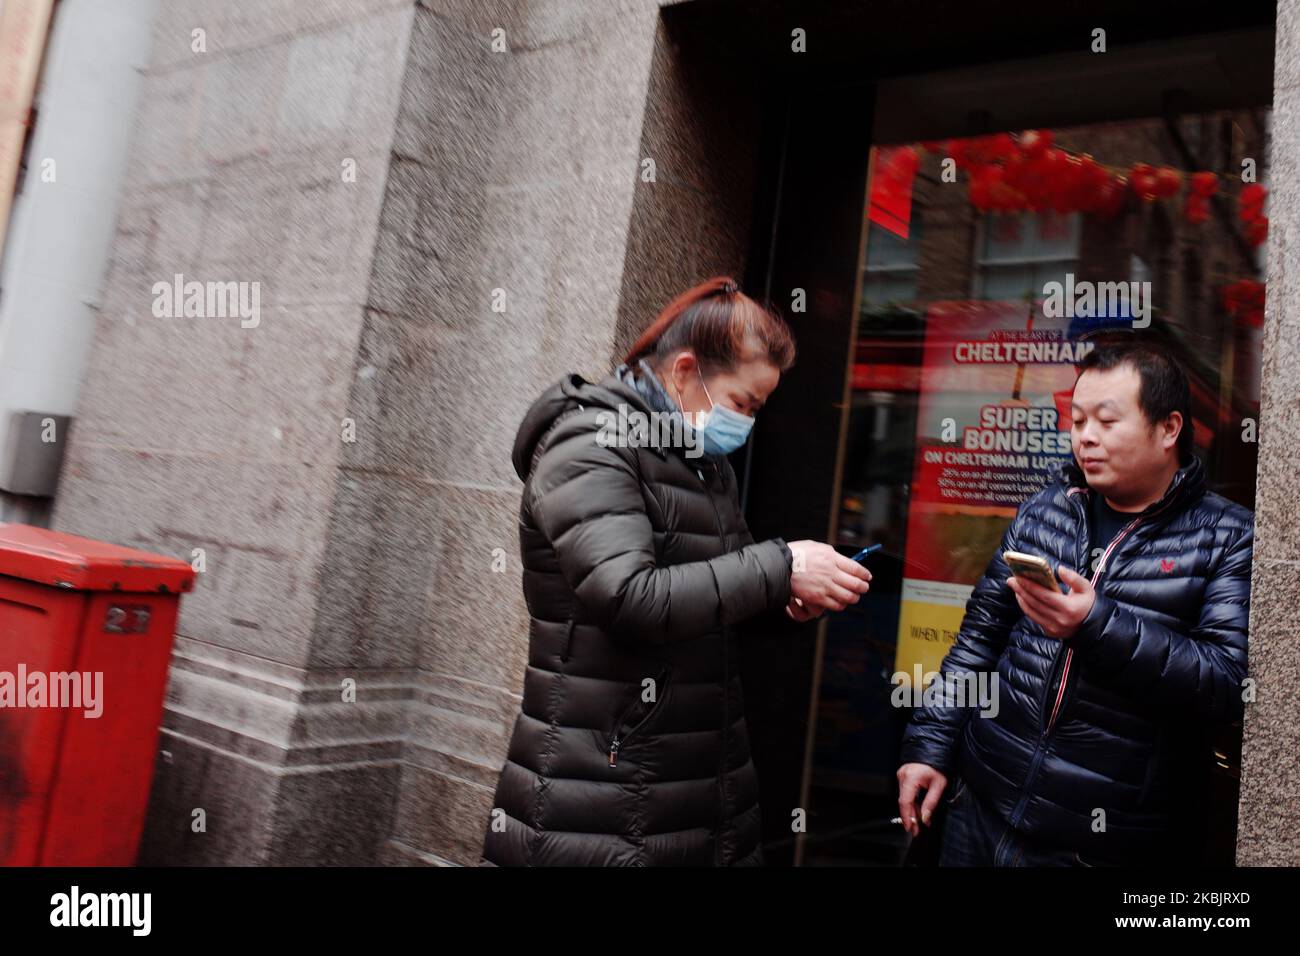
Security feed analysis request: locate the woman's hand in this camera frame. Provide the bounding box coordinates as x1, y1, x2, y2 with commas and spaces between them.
787, 541, 871, 613
785, 596, 824, 622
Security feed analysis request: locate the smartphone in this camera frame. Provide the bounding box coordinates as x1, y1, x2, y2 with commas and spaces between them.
850, 543, 883, 563
1003, 551, 1059, 590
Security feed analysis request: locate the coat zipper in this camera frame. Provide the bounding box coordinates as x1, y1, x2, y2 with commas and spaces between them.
1043, 485, 1181, 734
607, 665, 672, 767
1009, 489, 1146, 828
1043, 514, 1141, 732
1007, 481, 1183, 829
697, 460, 731, 865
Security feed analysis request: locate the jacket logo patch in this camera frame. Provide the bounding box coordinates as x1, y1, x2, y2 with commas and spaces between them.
1159, 558, 1176, 573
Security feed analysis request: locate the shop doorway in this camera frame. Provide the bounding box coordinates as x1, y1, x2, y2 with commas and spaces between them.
732, 23, 1274, 866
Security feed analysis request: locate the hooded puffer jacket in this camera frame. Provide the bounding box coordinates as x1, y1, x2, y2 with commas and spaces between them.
900, 454, 1252, 863
480, 369, 794, 866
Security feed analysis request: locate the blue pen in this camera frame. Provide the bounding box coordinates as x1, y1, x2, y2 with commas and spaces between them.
850, 543, 883, 563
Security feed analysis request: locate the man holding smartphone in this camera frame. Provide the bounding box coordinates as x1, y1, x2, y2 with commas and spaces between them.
896, 341, 1253, 866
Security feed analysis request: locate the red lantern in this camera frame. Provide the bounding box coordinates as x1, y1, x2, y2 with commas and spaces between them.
969, 163, 1002, 211
984, 133, 1018, 162
1096, 177, 1127, 220
1081, 155, 1108, 187
1239, 184, 1266, 221
1153, 167, 1183, 198
1221, 279, 1266, 328
1184, 194, 1210, 225
1019, 129, 1053, 158
1002, 153, 1028, 192
1223, 279, 1266, 312
1054, 155, 1088, 213
1129, 163, 1159, 201
1244, 216, 1268, 246
1189, 171, 1219, 198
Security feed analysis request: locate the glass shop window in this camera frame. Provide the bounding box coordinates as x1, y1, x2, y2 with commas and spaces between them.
801, 110, 1269, 866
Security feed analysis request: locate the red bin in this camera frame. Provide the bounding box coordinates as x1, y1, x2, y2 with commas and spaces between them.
0, 523, 194, 865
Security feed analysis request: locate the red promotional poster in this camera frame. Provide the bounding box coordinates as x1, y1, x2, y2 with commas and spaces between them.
893, 300, 1091, 682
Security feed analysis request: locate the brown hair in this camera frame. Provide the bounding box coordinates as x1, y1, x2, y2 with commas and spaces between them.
622, 275, 796, 376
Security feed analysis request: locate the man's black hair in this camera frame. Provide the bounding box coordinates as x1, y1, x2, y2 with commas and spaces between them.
1076, 341, 1194, 463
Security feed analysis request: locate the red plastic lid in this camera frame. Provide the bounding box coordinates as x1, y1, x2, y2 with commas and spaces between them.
0, 524, 196, 594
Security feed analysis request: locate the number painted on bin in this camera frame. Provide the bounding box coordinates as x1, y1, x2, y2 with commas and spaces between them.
105, 605, 151, 634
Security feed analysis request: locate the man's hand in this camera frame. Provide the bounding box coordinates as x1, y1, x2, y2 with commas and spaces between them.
1006, 565, 1096, 640
896, 762, 948, 838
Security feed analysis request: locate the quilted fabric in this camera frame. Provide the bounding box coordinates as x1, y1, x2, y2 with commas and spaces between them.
480, 369, 793, 866
901, 453, 1253, 861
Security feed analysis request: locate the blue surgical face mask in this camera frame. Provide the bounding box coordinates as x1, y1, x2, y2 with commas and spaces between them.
693, 366, 755, 456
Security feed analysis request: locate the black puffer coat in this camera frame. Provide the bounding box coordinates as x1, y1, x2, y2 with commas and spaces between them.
480, 370, 794, 866
900, 454, 1252, 862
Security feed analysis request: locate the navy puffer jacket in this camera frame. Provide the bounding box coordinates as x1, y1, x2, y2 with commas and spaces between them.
900, 454, 1252, 862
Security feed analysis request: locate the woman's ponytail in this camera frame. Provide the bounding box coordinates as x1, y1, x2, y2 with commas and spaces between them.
622, 275, 795, 374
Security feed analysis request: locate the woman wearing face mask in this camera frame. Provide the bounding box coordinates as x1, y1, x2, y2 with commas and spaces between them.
479, 276, 871, 866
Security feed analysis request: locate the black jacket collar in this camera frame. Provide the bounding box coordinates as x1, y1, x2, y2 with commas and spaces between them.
1058, 453, 1207, 519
